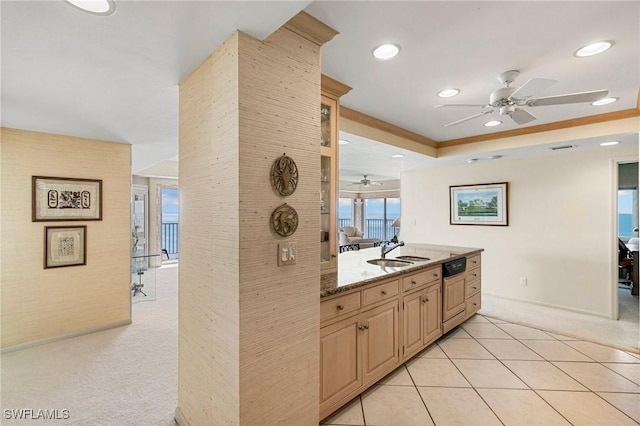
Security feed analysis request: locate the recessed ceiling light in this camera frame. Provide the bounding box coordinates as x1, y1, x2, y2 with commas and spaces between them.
391, 154, 405, 158
575, 41, 613, 57
372, 44, 400, 60
467, 158, 478, 163
338, 139, 350, 145
437, 88, 460, 98
484, 120, 502, 127
487, 155, 503, 160
64, 0, 116, 15
591, 97, 618, 106
600, 141, 620, 146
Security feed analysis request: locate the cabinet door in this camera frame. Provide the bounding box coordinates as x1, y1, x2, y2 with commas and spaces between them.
361, 301, 399, 385
423, 284, 442, 345
403, 291, 423, 359
320, 315, 362, 409
320, 94, 338, 272
443, 274, 466, 321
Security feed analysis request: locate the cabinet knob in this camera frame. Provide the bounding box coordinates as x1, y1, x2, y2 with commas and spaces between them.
359, 324, 369, 331
337, 304, 344, 310
331, 254, 337, 258
434, 274, 439, 278
472, 286, 477, 290
422, 297, 429, 303
411, 280, 417, 285
472, 303, 478, 306
381, 290, 387, 295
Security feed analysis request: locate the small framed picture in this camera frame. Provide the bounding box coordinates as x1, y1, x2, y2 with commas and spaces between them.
32, 176, 102, 221
450, 182, 509, 226
44, 226, 87, 269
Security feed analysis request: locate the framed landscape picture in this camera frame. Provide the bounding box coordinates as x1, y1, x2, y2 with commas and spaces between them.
44, 226, 87, 269
450, 182, 508, 226
32, 176, 102, 221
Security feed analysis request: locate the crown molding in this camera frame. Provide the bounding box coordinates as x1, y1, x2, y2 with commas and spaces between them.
283, 11, 338, 47
321, 74, 352, 99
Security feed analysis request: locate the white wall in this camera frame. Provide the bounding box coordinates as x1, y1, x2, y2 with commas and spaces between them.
402, 143, 637, 317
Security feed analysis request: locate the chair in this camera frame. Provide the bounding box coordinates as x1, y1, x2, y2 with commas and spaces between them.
618, 238, 633, 284
338, 226, 364, 245
339, 243, 360, 253
161, 249, 170, 260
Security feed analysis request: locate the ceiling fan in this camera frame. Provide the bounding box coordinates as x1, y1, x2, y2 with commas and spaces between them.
435, 70, 608, 127
348, 174, 383, 187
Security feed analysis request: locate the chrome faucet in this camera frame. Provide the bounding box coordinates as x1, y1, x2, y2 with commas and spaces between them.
381, 240, 404, 258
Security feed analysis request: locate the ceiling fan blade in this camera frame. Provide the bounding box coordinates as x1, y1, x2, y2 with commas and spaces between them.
509, 108, 537, 125
528, 89, 608, 106
436, 104, 491, 108
444, 110, 494, 127
509, 78, 557, 101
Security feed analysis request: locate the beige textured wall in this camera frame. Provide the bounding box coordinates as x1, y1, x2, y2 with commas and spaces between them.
178, 25, 321, 424
0, 128, 131, 349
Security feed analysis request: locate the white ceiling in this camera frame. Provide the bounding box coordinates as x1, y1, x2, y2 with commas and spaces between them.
1, 1, 638, 177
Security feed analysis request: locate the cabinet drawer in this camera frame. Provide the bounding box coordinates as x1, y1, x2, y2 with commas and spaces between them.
467, 254, 481, 269
466, 266, 481, 282
363, 280, 399, 307
466, 291, 481, 316
402, 267, 441, 292
466, 279, 481, 297
321, 292, 361, 323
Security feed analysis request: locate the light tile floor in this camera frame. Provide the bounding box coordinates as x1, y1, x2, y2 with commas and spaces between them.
321, 314, 640, 426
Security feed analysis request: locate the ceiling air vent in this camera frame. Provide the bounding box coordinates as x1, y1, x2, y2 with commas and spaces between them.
550, 145, 575, 151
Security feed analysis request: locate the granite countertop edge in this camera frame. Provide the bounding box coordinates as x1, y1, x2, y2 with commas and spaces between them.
321, 245, 483, 299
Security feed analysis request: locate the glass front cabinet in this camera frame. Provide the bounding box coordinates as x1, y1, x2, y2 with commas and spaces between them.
321, 75, 351, 273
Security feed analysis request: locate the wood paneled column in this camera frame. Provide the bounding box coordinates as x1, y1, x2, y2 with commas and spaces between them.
177, 12, 337, 425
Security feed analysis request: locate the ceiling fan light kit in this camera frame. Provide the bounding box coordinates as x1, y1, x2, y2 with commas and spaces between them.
348, 174, 384, 188
436, 69, 609, 127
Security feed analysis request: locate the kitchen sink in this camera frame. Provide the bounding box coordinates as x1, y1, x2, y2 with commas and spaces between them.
394, 255, 430, 262
367, 258, 414, 267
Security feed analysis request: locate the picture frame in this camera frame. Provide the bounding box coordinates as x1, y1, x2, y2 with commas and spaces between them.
32, 176, 102, 221
44, 226, 87, 269
450, 182, 509, 226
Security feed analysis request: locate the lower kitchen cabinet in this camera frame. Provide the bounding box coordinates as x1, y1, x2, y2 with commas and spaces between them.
403, 282, 441, 360
320, 315, 362, 410
319, 297, 399, 418
320, 252, 482, 421
361, 300, 399, 384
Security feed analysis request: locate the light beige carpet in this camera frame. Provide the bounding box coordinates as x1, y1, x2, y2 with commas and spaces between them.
1, 265, 178, 426
480, 289, 640, 353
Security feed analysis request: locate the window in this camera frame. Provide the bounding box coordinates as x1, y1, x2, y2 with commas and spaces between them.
338, 198, 353, 229
161, 188, 179, 256
363, 197, 400, 240
618, 189, 638, 240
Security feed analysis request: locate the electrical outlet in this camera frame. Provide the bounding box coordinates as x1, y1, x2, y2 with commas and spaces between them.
278, 242, 297, 266
520, 277, 527, 286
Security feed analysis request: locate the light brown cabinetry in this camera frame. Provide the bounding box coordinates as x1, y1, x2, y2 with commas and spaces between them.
320, 252, 482, 421
401, 267, 442, 360
319, 279, 399, 419
320, 76, 351, 273
465, 254, 482, 319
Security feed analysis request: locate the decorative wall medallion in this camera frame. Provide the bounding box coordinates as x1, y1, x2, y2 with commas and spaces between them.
270, 203, 298, 237
270, 154, 299, 196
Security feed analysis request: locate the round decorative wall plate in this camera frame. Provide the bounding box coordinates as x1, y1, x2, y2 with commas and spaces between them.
270, 154, 299, 196
270, 203, 298, 237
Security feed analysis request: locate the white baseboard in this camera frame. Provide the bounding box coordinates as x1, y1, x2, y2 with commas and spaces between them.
1, 319, 132, 353
175, 406, 189, 426
483, 292, 610, 319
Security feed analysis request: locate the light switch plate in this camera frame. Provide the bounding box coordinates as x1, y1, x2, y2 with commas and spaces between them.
278, 242, 297, 266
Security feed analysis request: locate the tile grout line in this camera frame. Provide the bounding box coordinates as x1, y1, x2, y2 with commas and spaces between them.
403, 361, 437, 426
479, 314, 639, 424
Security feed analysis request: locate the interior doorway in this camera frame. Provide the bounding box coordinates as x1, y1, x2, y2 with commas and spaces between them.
613, 160, 639, 331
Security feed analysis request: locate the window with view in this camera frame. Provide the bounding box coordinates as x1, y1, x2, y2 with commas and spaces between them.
618, 189, 638, 240
363, 197, 400, 240
338, 198, 353, 229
